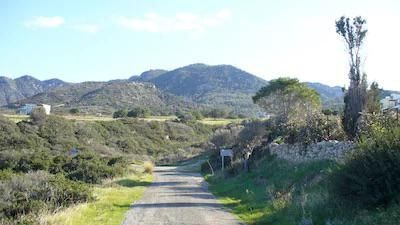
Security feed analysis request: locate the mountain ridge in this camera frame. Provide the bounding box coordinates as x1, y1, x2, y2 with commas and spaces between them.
3, 63, 399, 116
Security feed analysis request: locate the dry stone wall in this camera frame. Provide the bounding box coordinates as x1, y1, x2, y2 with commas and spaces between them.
269, 141, 356, 162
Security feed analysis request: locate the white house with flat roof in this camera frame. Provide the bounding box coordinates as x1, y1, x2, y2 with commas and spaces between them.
381, 94, 400, 111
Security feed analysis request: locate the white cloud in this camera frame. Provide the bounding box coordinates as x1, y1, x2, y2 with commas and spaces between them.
25, 16, 65, 29
73, 24, 99, 33
115, 9, 232, 33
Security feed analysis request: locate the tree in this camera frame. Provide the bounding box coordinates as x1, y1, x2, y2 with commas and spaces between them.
336, 16, 368, 138
365, 82, 381, 114
30, 107, 47, 124
113, 109, 128, 118
127, 107, 150, 118
69, 108, 79, 114
253, 77, 321, 121
207, 108, 228, 119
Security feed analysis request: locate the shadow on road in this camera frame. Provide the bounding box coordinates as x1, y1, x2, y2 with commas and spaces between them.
131, 202, 225, 208
115, 179, 152, 187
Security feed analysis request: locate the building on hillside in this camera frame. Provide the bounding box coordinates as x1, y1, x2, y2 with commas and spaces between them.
18, 104, 37, 115
38, 104, 51, 115
380, 94, 400, 111
18, 104, 51, 115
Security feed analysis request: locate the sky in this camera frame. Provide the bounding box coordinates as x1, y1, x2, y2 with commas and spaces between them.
1, 0, 400, 90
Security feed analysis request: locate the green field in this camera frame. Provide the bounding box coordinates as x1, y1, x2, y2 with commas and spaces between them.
45, 167, 153, 225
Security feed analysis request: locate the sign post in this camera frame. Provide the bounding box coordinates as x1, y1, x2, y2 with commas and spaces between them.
220, 149, 233, 171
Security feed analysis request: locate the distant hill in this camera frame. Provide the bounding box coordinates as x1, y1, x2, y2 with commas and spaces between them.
137, 64, 268, 116
305, 82, 344, 110
4, 64, 400, 116
129, 69, 168, 82
0, 75, 68, 106
19, 81, 196, 115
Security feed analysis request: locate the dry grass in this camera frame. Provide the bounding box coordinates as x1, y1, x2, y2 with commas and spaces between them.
143, 161, 155, 174
2, 114, 30, 122
198, 118, 244, 125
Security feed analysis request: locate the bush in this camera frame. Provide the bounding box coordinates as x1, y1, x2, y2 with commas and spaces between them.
63, 153, 117, 184
69, 108, 79, 114
332, 122, 400, 208
191, 110, 204, 120
143, 161, 154, 174
113, 109, 128, 118
0, 171, 91, 221
210, 125, 242, 149
30, 107, 47, 125
127, 107, 150, 118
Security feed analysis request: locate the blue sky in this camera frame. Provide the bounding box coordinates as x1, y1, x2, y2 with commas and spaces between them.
1, 0, 399, 90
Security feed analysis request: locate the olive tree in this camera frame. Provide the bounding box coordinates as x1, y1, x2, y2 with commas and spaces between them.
253, 77, 321, 121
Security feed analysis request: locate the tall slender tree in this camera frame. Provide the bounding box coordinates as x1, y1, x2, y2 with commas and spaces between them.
336, 16, 368, 138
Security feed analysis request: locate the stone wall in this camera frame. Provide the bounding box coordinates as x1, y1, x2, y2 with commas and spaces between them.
269, 141, 356, 162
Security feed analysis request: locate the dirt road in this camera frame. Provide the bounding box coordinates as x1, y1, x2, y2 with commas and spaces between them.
122, 166, 243, 225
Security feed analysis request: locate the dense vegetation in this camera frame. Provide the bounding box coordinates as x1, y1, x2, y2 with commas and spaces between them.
203, 16, 400, 225
0, 114, 213, 223
204, 113, 400, 225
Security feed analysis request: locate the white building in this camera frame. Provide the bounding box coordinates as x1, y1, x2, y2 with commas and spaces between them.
380, 94, 400, 111
39, 104, 51, 115
19, 104, 51, 115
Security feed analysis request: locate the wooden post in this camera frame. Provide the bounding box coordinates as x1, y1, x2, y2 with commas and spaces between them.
207, 160, 214, 175
221, 156, 224, 171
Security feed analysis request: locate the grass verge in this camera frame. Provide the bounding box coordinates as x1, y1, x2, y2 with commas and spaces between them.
205, 156, 400, 225
45, 171, 152, 225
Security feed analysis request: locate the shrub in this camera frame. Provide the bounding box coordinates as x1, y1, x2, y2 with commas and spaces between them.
191, 110, 204, 120
38, 116, 78, 150
143, 161, 154, 174
332, 122, 400, 208
113, 109, 128, 118
0, 117, 29, 150
210, 125, 242, 149
127, 107, 150, 118
69, 108, 79, 114
63, 153, 116, 184
0, 171, 91, 221
30, 107, 47, 125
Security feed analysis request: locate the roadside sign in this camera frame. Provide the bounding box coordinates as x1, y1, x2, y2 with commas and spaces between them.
220, 149, 233, 171
220, 149, 233, 157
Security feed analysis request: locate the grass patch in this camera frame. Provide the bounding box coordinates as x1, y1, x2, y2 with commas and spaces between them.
3, 113, 244, 125
45, 172, 153, 225
2, 114, 29, 122
206, 156, 400, 225
198, 118, 244, 125
206, 157, 334, 225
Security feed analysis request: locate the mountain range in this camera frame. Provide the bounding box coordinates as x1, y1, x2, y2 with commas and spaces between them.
1, 63, 397, 116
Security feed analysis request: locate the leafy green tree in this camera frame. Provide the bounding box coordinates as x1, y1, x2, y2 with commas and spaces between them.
253, 77, 321, 121
113, 109, 128, 118
365, 82, 381, 114
127, 107, 150, 118
30, 107, 47, 125
69, 108, 79, 114
336, 16, 368, 138
207, 108, 229, 118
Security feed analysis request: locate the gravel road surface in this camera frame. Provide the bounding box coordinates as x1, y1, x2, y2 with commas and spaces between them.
122, 166, 244, 225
